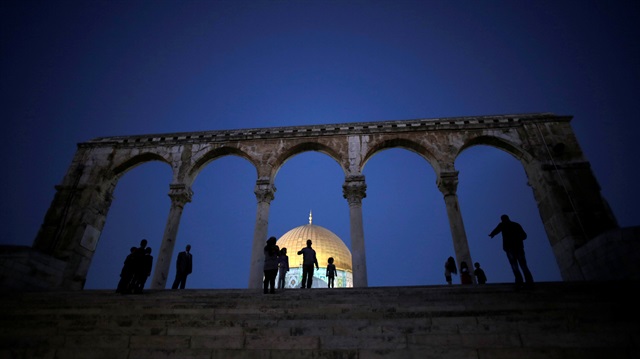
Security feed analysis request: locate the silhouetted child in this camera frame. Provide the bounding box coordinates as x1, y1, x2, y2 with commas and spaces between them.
460, 261, 472, 285
444, 256, 457, 285
474, 262, 487, 284
326, 257, 337, 288
277, 247, 289, 289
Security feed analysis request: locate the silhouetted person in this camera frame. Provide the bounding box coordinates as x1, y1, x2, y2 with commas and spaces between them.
489, 214, 534, 289
460, 261, 472, 285
172, 244, 193, 289
444, 256, 457, 285
297, 239, 319, 288
116, 246, 137, 293
263, 236, 279, 294
474, 262, 487, 284
326, 257, 337, 288
132, 247, 153, 294
277, 247, 289, 289
126, 239, 148, 293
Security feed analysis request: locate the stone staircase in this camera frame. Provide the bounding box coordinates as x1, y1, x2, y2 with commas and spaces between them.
1, 281, 638, 359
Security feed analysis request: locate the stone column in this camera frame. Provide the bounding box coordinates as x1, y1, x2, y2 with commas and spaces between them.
343, 175, 368, 287
151, 184, 193, 289
248, 180, 276, 289
437, 171, 475, 283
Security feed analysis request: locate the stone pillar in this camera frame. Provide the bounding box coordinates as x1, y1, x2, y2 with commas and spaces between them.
151, 184, 192, 289
248, 181, 276, 289
343, 175, 368, 287
437, 171, 475, 283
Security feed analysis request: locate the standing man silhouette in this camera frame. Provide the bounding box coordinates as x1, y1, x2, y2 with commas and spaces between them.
171, 244, 193, 289
116, 246, 137, 294
263, 236, 280, 294
489, 214, 534, 290
126, 239, 148, 293
132, 247, 153, 294
297, 239, 319, 289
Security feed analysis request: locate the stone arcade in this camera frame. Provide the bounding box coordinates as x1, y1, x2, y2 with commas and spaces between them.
3, 113, 637, 291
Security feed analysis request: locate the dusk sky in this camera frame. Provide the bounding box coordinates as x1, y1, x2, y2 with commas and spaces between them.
2, 1, 638, 290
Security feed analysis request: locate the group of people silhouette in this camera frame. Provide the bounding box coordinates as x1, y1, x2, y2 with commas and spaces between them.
264, 237, 337, 293
445, 214, 535, 290
444, 256, 486, 285
116, 239, 153, 294
117, 241, 193, 294
118, 214, 533, 293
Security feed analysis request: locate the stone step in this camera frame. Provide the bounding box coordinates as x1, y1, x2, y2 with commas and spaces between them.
1, 281, 638, 359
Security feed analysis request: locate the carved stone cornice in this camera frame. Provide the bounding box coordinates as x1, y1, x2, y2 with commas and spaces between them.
79, 113, 571, 148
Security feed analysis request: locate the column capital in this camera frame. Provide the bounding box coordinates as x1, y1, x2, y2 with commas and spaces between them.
437, 171, 459, 197
343, 175, 367, 205
168, 184, 193, 208
254, 180, 276, 204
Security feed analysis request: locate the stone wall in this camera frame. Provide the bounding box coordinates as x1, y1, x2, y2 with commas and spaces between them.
575, 226, 640, 281
0, 246, 65, 291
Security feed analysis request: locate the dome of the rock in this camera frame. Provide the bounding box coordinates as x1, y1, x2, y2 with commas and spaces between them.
275, 213, 353, 288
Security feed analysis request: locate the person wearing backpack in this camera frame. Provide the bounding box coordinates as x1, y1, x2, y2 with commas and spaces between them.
489, 214, 534, 290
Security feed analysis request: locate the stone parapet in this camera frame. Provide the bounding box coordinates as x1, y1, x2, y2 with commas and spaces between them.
82, 113, 570, 148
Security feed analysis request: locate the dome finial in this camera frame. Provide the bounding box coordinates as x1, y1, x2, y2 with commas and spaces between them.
309, 210, 313, 225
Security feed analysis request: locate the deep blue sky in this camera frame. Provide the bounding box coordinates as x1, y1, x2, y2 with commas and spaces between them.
1, 1, 638, 289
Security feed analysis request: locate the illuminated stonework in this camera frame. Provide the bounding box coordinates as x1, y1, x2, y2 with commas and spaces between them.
276, 213, 353, 288
23, 114, 623, 290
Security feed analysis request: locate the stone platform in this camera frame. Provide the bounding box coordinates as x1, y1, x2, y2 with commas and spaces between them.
1, 281, 638, 358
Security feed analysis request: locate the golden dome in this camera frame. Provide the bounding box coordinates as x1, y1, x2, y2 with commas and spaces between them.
276, 218, 352, 272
